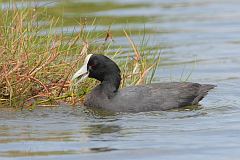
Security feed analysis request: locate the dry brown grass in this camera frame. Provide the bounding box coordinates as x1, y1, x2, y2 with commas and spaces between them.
0, 4, 160, 109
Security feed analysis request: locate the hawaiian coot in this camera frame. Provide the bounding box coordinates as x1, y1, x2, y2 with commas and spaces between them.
72, 54, 216, 112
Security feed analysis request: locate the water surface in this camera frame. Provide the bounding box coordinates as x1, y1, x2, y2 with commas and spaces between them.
1, 0, 240, 159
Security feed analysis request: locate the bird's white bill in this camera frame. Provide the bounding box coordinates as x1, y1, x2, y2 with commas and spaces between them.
71, 54, 93, 84
71, 65, 89, 84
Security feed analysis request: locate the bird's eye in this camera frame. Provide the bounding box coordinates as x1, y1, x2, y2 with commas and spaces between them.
90, 63, 96, 67
89, 63, 97, 70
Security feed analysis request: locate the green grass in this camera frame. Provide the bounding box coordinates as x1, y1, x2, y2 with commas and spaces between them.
0, 3, 160, 109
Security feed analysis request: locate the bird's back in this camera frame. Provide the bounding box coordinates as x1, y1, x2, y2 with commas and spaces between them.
85, 82, 216, 112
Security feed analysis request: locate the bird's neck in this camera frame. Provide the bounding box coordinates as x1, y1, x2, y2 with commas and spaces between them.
99, 73, 121, 98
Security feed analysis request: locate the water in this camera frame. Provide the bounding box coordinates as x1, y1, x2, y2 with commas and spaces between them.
1, 0, 240, 159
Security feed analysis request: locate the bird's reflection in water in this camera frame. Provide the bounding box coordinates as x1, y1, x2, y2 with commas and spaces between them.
85, 124, 121, 136
81, 108, 122, 138
83, 107, 120, 119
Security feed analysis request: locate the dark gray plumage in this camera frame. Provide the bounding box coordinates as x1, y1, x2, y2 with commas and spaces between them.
72, 54, 216, 113
84, 82, 215, 112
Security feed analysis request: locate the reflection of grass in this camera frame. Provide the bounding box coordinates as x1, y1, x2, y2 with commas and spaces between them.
53, 2, 148, 15
66, 16, 151, 26
0, 4, 160, 109
8, 1, 153, 26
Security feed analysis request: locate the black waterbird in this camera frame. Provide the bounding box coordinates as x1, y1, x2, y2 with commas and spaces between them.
72, 54, 216, 113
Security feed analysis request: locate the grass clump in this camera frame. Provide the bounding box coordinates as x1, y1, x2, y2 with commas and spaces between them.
0, 4, 160, 109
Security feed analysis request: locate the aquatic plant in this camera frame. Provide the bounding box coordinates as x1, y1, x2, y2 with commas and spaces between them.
0, 3, 160, 109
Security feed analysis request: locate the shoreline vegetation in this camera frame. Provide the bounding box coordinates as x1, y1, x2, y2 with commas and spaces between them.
0, 3, 160, 109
